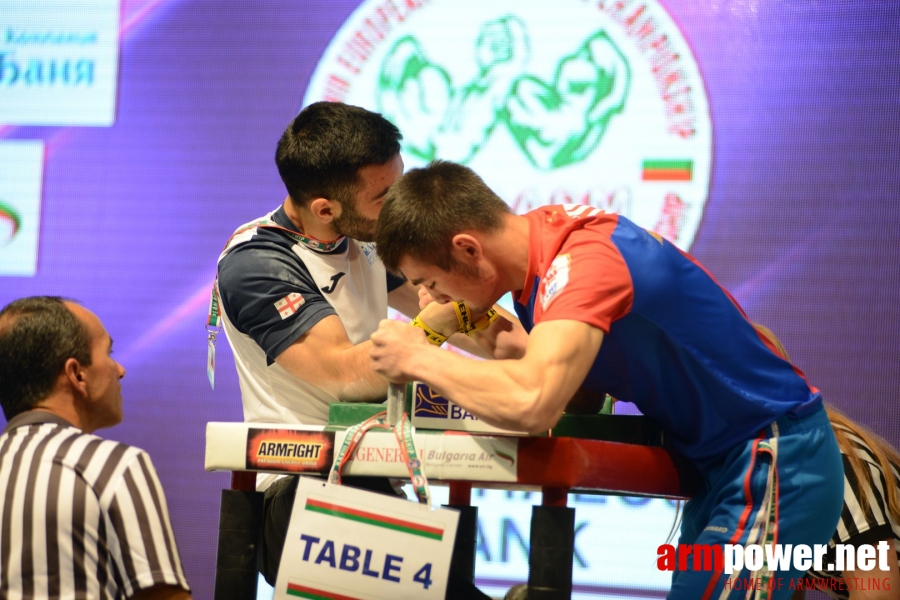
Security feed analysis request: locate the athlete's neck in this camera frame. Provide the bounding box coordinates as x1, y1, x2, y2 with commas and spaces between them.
486, 213, 531, 294
282, 197, 343, 242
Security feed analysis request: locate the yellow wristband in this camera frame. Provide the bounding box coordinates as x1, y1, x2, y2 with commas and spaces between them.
411, 316, 448, 346
467, 308, 498, 336
453, 302, 499, 336
452, 301, 475, 334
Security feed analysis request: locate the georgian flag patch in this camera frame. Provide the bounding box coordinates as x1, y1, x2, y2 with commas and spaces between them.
540, 254, 571, 311
274, 292, 305, 320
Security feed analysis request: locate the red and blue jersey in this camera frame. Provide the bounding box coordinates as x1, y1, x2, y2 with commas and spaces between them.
512, 205, 822, 466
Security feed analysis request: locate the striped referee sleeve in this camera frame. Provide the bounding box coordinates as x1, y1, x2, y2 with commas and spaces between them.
1, 421, 191, 598
0, 424, 40, 599
805, 425, 900, 599
835, 427, 894, 543
104, 449, 191, 597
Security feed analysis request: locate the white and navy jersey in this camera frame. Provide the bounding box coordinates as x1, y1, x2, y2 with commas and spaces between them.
807, 422, 900, 599
217, 205, 403, 430
0, 411, 190, 599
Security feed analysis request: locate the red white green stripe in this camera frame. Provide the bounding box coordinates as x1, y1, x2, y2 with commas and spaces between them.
495, 449, 515, 466
286, 582, 361, 599
305, 497, 444, 540
0, 201, 21, 240
642, 159, 693, 181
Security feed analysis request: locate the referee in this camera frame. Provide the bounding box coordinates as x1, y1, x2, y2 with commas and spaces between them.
0, 297, 192, 600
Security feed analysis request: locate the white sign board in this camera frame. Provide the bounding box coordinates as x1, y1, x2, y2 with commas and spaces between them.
275, 478, 459, 600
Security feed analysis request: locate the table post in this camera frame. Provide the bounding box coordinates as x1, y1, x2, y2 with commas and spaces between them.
214, 472, 263, 600
446, 481, 477, 584
527, 487, 574, 600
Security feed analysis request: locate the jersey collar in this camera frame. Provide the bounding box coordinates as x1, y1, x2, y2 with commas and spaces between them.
3, 410, 76, 435
272, 205, 348, 253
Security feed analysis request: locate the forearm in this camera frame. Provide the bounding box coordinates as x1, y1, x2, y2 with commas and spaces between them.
276, 337, 388, 403
402, 345, 557, 432
370, 319, 601, 430
433, 306, 527, 360
326, 340, 389, 403
414, 293, 526, 360
469, 313, 528, 360
444, 332, 491, 358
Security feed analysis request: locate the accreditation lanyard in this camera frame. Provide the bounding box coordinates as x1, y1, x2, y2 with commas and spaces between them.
205, 217, 346, 389
329, 410, 431, 506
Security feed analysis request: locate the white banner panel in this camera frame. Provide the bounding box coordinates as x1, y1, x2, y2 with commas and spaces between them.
0, 0, 121, 126
0, 140, 43, 276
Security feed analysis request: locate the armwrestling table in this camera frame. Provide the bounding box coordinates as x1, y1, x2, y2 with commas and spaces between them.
205, 406, 696, 600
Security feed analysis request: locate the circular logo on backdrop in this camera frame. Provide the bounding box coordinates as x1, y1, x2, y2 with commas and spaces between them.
304, 0, 712, 250
0, 201, 21, 245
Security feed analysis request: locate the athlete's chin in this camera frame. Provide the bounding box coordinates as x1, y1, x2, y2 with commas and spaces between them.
352, 231, 376, 242
467, 303, 492, 315
337, 223, 377, 242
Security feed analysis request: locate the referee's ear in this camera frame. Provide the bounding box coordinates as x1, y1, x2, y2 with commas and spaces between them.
63, 357, 88, 397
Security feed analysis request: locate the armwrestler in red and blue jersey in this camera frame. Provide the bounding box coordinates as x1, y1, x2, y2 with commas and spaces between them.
515, 205, 843, 597
369, 161, 845, 600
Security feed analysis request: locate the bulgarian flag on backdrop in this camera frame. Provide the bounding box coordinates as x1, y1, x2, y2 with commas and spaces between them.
0, 202, 21, 244
642, 159, 693, 181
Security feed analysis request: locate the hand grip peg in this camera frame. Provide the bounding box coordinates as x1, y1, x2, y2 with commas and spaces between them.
387, 382, 404, 426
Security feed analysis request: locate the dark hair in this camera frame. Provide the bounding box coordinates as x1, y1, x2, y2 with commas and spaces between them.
0, 296, 92, 420
276, 101, 402, 206
375, 160, 511, 272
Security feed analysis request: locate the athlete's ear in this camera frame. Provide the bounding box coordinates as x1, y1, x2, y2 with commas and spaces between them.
308, 197, 337, 224
450, 234, 482, 264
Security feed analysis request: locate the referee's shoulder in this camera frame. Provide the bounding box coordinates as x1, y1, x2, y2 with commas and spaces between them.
58, 432, 152, 484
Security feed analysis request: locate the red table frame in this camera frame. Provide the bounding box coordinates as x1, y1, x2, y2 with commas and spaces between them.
215, 435, 695, 599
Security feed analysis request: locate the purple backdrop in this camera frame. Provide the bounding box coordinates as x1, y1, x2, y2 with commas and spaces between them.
1, 1, 898, 597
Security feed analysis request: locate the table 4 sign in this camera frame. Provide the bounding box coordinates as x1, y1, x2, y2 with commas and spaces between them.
274, 478, 459, 600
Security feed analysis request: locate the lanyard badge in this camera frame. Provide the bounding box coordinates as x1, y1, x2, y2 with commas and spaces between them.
206, 283, 222, 389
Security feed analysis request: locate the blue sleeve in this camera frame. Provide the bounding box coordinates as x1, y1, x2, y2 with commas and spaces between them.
217, 243, 336, 360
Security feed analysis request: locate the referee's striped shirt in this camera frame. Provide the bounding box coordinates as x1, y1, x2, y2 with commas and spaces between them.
0, 411, 190, 599
807, 422, 900, 600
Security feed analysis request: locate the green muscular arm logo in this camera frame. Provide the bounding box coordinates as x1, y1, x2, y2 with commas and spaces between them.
377, 16, 529, 163
377, 23, 629, 170
505, 31, 630, 170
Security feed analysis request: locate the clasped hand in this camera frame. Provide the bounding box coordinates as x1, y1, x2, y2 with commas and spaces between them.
369, 320, 431, 382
